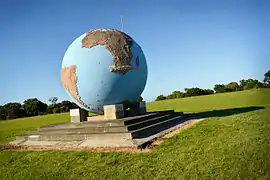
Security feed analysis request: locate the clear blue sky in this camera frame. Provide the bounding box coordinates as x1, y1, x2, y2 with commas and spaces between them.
0, 0, 269, 105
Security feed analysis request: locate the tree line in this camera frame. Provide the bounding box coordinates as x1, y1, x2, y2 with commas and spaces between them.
156, 70, 270, 101
0, 97, 79, 120
1, 70, 269, 120
0, 96, 145, 121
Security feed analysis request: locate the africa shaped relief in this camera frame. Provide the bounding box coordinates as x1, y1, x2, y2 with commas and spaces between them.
82, 28, 135, 74
61, 65, 90, 109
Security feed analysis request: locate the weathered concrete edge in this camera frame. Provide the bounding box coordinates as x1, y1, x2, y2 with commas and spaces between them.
0, 118, 204, 152
133, 118, 204, 147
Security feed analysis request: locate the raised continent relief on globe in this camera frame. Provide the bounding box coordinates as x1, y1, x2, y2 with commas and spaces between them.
82, 29, 135, 74
61, 28, 148, 114
61, 65, 90, 109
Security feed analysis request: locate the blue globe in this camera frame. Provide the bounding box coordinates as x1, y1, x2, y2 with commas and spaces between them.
61, 29, 148, 114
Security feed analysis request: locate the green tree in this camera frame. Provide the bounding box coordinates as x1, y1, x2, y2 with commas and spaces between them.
239, 79, 262, 90
205, 89, 215, 95
244, 81, 256, 90
47, 101, 78, 114
242, 79, 261, 90
254, 82, 264, 89
172, 91, 185, 98
263, 70, 270, 87
226, 82, 240, 91
53, 108, 60, 114
0, 105, 6, 120
239, 79, 248, 90
23, 98, 48, 116
166, 94, 175, 99
203, 89, 215, 95
184, 87, 210, 97
47, 104, 59, 114
2, 102, 25, 119
214, 84, 232, 93
155, 95, 166, 101
58, 101, 78, 112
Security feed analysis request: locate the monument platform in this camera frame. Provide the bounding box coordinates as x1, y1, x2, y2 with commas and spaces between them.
9, 110, 189, 149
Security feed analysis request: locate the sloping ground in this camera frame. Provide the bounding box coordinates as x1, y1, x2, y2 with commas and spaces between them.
0, 113, 70, 144
147, 88, 270, 113
0, 89, 270, 179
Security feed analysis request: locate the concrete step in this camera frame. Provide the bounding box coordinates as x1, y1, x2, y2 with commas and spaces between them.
126, 113, 176, 131
13, 111, 185, 144
25, 114, 184, 141
131, 115, 187, 138
37, 112, 163, 131
10, 112, 189, 148
30, 126, 128, 135
86, 111, 175, 126
122, 111, 175, 126
33, 114, 176, 135
19, 132, 132, 142
37, 112, 176, 132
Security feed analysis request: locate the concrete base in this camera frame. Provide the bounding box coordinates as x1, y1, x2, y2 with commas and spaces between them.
9, 110, 189, 149
104, 104, 124, 120
9, 101, 189, 150
87, 115, 105, 122
86, 101, 147, 121
70, 108, 88, 123
138, 101, 147, 114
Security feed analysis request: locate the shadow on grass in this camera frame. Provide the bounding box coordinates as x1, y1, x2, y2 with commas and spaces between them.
188, 106, 265, 119
140, 106, 266, 146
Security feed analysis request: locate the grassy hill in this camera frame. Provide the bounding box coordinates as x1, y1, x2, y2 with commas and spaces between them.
0, 89, 270, 179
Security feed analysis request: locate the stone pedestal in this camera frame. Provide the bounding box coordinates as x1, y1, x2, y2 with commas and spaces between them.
123, 101, 147, 117
138, 101, 147, 114
104, 104, 124, 120
70, 108, 88, 123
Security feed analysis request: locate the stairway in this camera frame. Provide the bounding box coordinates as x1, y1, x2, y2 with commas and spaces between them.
10, 110, 187, 148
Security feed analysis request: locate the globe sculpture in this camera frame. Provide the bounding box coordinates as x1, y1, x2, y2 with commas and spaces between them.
61, 28, 148, 114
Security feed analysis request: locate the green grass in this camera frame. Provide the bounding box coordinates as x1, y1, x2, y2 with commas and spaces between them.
0, 113, 70, 144
1, 89, 270, 179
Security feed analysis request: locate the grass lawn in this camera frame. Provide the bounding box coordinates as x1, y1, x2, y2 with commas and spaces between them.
0, 89, 270, 179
